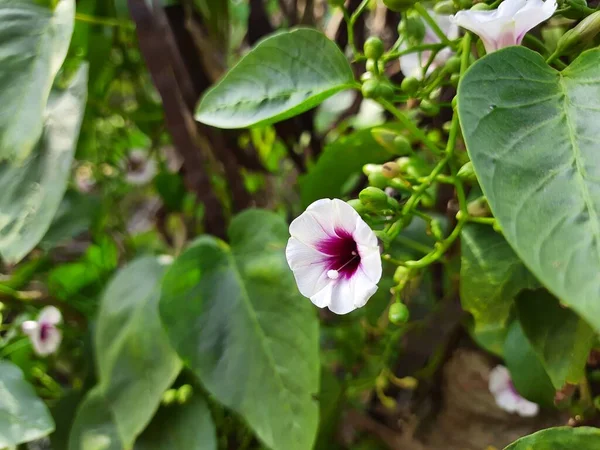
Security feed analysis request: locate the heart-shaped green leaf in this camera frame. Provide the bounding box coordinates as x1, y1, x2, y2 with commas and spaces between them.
0, 360, 55, 447
159, 209, 320, 450
458, 47, 600, 332
0, 65, 87, 264
195, 28, 354, 129
0, 0, 74, 162
505, 427, 600, 449
461, 224, 538, 332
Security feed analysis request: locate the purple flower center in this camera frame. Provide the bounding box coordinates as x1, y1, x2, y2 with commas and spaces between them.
40, 323, 53, 342
316, 229, 360, 279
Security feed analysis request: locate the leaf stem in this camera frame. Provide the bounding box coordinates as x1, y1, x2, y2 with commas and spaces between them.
414, 3, 452, 47
75, 13, 134, 28
383, 43, 447, 62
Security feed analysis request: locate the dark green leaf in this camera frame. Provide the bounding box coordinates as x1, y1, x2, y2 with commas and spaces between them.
0, 65, 87, 264
160, 209, 320, 450
195, 28, 354, 129
299, 126, 399, 207
516, 289, 594, 389
94, 257, 182, 447
135, 396, 217, 450
458, 47, 600, 332
505, 427, 600, 449
503, 321, 555, 408
0, 360, 55, 447
0, 0, 74, 161
460, 224, 538, 332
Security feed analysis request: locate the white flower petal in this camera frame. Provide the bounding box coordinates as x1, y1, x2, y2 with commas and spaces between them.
287, 239, 331, 297
38, 306, 62, 325
514, 0, 557, 42
289, 199, 336, 245
327, 280, 357, 315
21, 320, 39, 335
497, 0, 529, 16
32, 328, 62, 357
400, 52, 427, 79
357, 247, 383, 284
495, 389, 520, 413
516, 397, 540, 417
286, 237, 327, 270
332, 199, 362, 235
310, 282, 334, 309
349, 269, 379, 309
354, 217, 378, 248
488, 365, 511, 394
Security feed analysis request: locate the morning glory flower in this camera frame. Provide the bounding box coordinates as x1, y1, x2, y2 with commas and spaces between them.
22, 306, 63, 357
400, 12, 459, 79
489, 365, 539, 417
285, 198, 382, 315
451, 0, 557, 54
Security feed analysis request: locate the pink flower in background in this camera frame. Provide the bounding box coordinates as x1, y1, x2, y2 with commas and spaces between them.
489, 365, 539, 417
22, 306, 63, 357
399, 11, 459, 79
451, 0, 557, 53
286, 199, 382, 315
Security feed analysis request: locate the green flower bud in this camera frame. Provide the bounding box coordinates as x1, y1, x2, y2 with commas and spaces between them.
387, 196, 400, 210
347, 198, 367, 214
359, 187, 389, 209
393, 135, 413, 155
366, 59, 378, 73
419, 99, 440, 116
393, 266, 410, 284
389, 302, 410, 324
177, 384, 193, 404
434, 0, 456, 14
361, 78, 380, 98
378, 79, 395, 100
450, 72, 460, 87
458, 0, 473, 7
399, 12, 426, 43
162, 389, 177, 405
457, 161, 478, 182
364, 36, 385, 60
396, 156, 411, 171
363, 163, 383, 176
563, 0, 587, 19
384, 0, 415, 12
445, 55, 461, 74
360, 71, 373, 82
470, 2, 491, 10
427, 129, 443, 144
382, 161, 401, 178
467, 196, 491, 217
372, 128, 401, 155
369, 171, 389, 189
400, 76, 420, 95
555, 11, 600, 55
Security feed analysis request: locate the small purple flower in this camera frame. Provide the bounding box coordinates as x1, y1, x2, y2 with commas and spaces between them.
489, 365, 539, 417
22, 306, 62, 357
451, 0, 557, 54
285, 199, 382, 315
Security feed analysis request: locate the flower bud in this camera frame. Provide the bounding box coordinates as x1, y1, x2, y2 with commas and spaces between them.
434, 0, 456, 14
564, 0, 588, 19
384, 0, 415, 12
470, 2, 491, 10
382, 162, 401, 178
347, 198, 368, 214
389, 302, 410, 324
457, 161, 478, 182
177, 384, 193, 404
162, 389, 177, 405
361, 78, 380, 98
450, 73, 460, 87
393, 266, 410, 284
445, 55, 461, 74
372, 128, 399, 155
555, 11, 600, 54
363, 163, 383, 176
369, 172, 389, 189
365, 59, 377, 73
419, 99, 440, 117
400, 76, 420, 95
364, 36, 385, 60
393, 135, 412, 155
399, 12, 426, 43
359, 187, 389, 209
467, 196, 491, 217
387, 196, 400, 210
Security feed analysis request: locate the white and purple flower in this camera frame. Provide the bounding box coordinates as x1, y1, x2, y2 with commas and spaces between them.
489, 365, 539, 417
285, 199, 382, 315
22, 306, 63, 357
451, 0, 557, 54
400, 11, 459, 80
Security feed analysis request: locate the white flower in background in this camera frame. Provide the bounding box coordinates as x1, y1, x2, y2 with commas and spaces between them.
22, 306, 63, 357
125, 149, 158, 186
489, 365, 539, 417
286, 199, 382, 315
400, 12, 459, 79
451, 0, 557, 53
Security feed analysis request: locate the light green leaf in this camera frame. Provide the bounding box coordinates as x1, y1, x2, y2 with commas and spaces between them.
0, 360, 55, 447
516, 289, 594, 389
299, 125, 399, 208
503, 321, 555, 408
135, 396, 216, 450
94, 257, 182, 447
0, 65, 87, 264
460, 224, 538, 332
195, 28, 354, 129
0, 0, 74, 162
458, 47, 600, 332
160, 209, 320, 450
505, 427, 600, 449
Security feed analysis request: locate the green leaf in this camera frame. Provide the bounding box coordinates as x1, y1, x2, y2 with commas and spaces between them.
505, 427, 600, 449
94, 257, 182, 447
458, 47, 600, 332
135, 396, 217, 450
460, 224, 538, 332
0, 65, 87, 264
0, 360, 55, 447
0, 0, 75, 162
299, 125, 399, 208
516, 289, 594, 389
195, 28, 354, 129
503, 321, 555, 408
160, 209, 320, 450
68, 387, 122, 450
